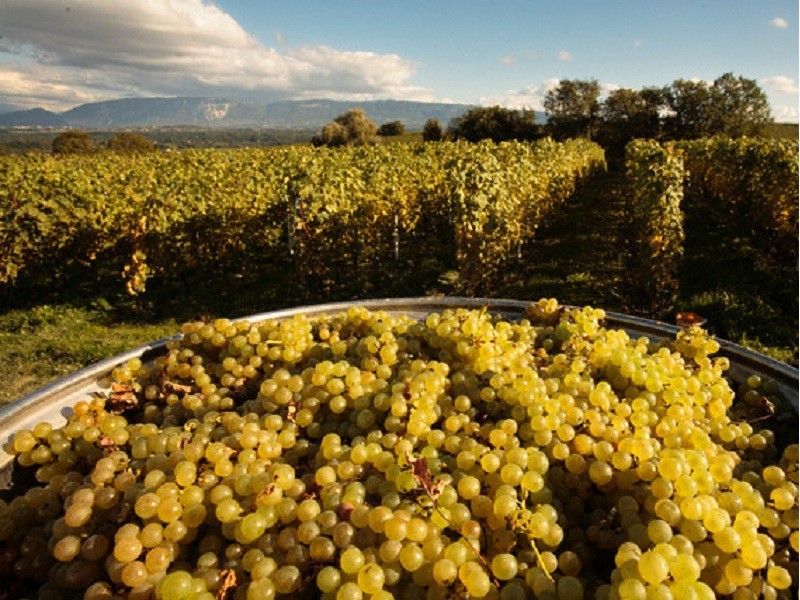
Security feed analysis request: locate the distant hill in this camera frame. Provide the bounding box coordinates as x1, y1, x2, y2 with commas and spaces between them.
0, 97, 516, 130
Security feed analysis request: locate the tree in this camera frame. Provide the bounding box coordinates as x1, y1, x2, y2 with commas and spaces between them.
447, 106, 540, 142
378, 120, 405, 136
107, 132, 155, 154
422, 118, 444, 142
707, 73, 772, 137
663, 79, 713, 139
598, 87, 665, 155
543, 79, 601, 140
311, 109, 378, 147
662, 74, 771, 139
52, 130, 94, 155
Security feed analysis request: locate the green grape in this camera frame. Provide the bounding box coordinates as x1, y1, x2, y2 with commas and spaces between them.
340, 547, 365, 575
459, 560, 492, 597
356, 563, 386, 594
766, 565, 792, 590
246, 578, 276, 600
1, 303, 797, 599
158, 571, 193, 600
113, 537, 143, 563
491, 553, 518, 580
336, 581, 362, 600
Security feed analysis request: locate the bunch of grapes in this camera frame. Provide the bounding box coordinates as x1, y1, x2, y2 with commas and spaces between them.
1, 301, 796, 599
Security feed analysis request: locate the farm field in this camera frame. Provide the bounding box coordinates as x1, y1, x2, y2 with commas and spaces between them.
0, 138, 796, 404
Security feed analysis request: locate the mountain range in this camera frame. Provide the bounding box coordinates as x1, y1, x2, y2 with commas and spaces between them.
0, 97, 495, 130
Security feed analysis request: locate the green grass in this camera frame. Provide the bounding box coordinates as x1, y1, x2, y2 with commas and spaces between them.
0, 162, 796, 404
0, 304, 178, 404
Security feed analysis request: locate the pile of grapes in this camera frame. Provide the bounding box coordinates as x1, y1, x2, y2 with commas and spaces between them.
1, 301, 797, 599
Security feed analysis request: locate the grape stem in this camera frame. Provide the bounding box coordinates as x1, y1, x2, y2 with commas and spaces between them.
407, 452, 501, 589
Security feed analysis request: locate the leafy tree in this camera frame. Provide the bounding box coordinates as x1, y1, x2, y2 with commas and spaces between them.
543, 79, 601, 140
663, 74, 771, 139
378, 120, 405, 136
447, 106, 540, 142
707, 73, 772, 137
52, 130, 94, 155
106, 132, 155, 154
598, 87, 665, 155
312, 109, 378, 147
422, 118, 444, 142
663, 79, 713, 139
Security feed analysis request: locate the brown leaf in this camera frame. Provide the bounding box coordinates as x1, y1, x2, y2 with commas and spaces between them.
286, 400, 298, 423
336, 502, 354, 521
107, 383, 139, 414
98, 435, 117, 450
675, 312, 707, 328
407, 454, 446, 501
215, 569, 237, 600
162, 380, 193, 396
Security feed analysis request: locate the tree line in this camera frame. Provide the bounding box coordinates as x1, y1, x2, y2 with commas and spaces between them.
310, 73, 774, 155
30, 72, 774, 156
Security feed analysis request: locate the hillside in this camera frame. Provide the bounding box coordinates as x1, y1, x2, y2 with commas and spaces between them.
0, 97, 497, 130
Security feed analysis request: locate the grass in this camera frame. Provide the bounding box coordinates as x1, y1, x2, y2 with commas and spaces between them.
0, 162, 796, 404
0, 304, 178, 404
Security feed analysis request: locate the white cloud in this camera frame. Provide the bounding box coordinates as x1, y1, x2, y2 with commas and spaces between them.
761, 76, 799, 96
771, 104, 798, 122
557, 50, 572, 61
633, 39, 644, 48
501, 55, 515, 65
0, 0, 430, 111
771, 17, 788, 29
479, 79, 628, 112
480, 84, 543, 110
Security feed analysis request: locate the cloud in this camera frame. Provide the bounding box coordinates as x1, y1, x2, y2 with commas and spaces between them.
557, 50, 572, 61
771, 104, 798, 122
480, 78, 629, 112
771, 17, 788, 29
501, 55, 515, 65
0, 0, 431, 111
633, 39, 644, 48
761, 76, 799, 95
480, 84, 543, 110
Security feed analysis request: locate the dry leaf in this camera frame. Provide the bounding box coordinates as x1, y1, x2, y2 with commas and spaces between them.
107, 383, 139, 414
406, 454, 446, 501
286, 400, 298, 423
216, 569, 237, 600
98, 435, 117, 450
336, 502, 354, 521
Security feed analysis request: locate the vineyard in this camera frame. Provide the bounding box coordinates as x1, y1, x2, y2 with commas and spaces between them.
0, 139, 605, 298
0, 136, 797, 600
0, 136, 797, 403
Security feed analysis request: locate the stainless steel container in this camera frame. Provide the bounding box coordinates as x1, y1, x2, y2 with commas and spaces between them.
1, 297, 797, 474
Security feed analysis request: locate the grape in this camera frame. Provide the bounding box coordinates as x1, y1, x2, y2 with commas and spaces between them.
316, 565, 342, 594
638, 550, 669, 585
0, 302, 796, 600
356, 562, 385, 594
159, 571, 193, 600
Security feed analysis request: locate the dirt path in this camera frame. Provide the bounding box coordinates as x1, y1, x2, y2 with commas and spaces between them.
496, 167, 635, 312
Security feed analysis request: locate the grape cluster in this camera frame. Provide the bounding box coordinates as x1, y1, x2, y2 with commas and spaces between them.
1, 301, 797, 599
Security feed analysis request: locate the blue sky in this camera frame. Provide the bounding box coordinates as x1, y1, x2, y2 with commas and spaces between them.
0, 0, 797, 120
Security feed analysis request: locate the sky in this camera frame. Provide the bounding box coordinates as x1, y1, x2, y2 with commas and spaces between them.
0, 0, 797, 121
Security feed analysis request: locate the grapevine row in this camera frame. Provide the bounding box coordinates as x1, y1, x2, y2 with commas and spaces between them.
676, 137, 798, 264
624, 136, 798, 314
0, 140, 605, 297
624, 140, 686, 314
